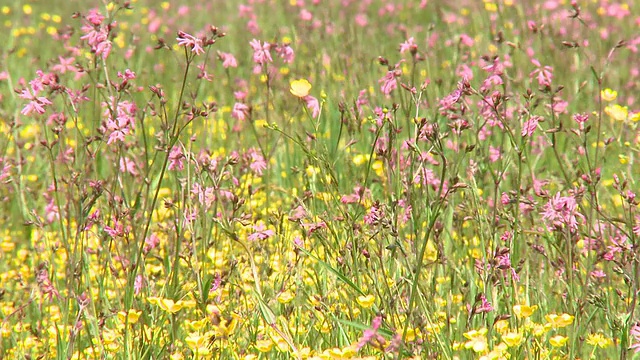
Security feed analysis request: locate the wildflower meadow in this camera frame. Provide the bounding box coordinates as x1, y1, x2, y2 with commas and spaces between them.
1, 0, 640, 359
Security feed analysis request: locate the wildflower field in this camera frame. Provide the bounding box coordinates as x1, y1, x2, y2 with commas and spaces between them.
1, 0, 640, 358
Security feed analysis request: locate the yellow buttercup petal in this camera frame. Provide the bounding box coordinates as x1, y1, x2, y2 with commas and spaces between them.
290, 78, 312, 98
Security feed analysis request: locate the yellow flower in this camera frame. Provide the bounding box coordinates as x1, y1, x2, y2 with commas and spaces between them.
159, 299, 184, 314
185, 332, 211, 355
117, 309, 141, 325
601, 88, 617, 102
544, 313, 574, 328
0, 240, 15, 252
549, 335, 568, 347
399, 327, 416, 342
293, 347, 312, 359
619, 154, 629, 165
513, 304, 538, 319
479, 343, 507, 360
531, 322, 547, 337
212, 314, 239, 337
494, 319, 509, 334
463, 328, 488, 353
185, 332, 206, 349
605, 104, 628, 121
356, 294, 375, 308
255, 339, 273, 352
277, 290, 295, 304
352, 154, 369, 166
326, 345, 356, 359
185, 318, 208, 331
502, 332, 523, 347
271, 333, 289, 352
170, 352, 184, 360
102, 328, 118, 345
586, 333, 612, 348
290, 79, 312, 98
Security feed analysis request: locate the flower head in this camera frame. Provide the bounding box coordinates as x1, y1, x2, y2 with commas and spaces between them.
249, 39, 272, 65
290, 78, 312, 98
513, 304, 538, 319
601, 88, 617, 102
176, 31, 204, 55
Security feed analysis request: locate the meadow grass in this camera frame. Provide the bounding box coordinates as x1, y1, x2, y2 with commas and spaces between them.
0, 0, 639, 359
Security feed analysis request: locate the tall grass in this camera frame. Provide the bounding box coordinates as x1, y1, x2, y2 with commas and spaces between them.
0, 0, 639, 359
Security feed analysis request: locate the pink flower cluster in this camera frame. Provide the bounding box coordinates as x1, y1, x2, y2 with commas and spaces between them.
101, 97, 137, 144
18, 70, 56, 116
541, 192, 585, 233
80, 9, 113, 59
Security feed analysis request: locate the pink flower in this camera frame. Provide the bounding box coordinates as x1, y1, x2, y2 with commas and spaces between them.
52, 56, 76, 74
0, 157, 10, 183
300, 9, 313, 21
85, 8, 105, 25
197, 63, 213, 81
630, 323, 640, 353
168, 146, 185, 171
541, 192, 585, 233
249, 39, 273, 65
459, 34, 474, 47
573, 113, 589, 124
104, 217, 124, 238
232, 102, 250, 121
456, 64, 474, 80
19, 71, 56, 116
379, 69, 399, 95
301, 221, 327, 236
246, 19, 260, 35
143, 233, 160, 253
521, 115, 541, 137
474, 293, 494, 314
80, 10, 112, 59
36, 265, 59, 301
276, 44, 295, 63
101, 98, 136, 144
191, 182, 215, 209
530, 59, 553, 87
288, 206, 307, 222
248, 149, 267, 176
117, 69, 136, 80
134, 275, 145, 295
357, 316, 386, 350
303, 95, 320, 118
364, 202, 384, 226
439, 88, 462, 112
218, 51, 238, 68
176, 31, 204, 55
238, 4, 254, 18
119, 157, 138, 176
399, 37, 417, 54
489, 146, 501, 162
234, 91, 247, 101
354, 13, 368, 27
550, 99, 568, 115
19, 88, 52, 116
248, 223, 275, 241
45, 197, 59, 224
356, 89, 369, 114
